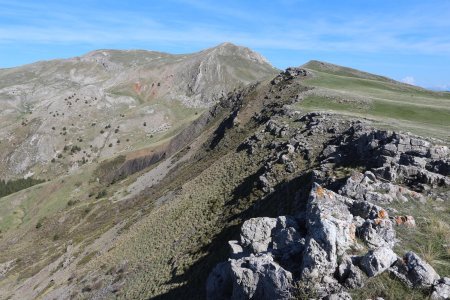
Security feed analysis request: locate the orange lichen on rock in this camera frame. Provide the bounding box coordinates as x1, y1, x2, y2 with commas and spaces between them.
316, 186, 325, 198
394, 215, 416, 227
394, 216, 403, 225
378, 209, 388, 219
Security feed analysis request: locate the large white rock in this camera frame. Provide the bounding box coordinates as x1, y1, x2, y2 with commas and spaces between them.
300, 184, 356, 281
240, 217, 277, 253
206, 254, 292, 300
431, 277, 450, 300
360, 246, 397, 277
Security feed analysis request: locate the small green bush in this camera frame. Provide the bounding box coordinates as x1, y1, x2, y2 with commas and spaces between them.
96, 190, 107, 199
35, 221, 42, 229
71, 145, 81, 153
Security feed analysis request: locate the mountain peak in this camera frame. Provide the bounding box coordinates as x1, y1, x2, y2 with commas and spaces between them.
205, 42, 273, 66
215, 42, 238, 49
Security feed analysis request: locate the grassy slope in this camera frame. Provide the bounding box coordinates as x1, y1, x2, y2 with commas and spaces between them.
297, 61, 450, 141
0, 45, 276, 297
0, 61, 448, 299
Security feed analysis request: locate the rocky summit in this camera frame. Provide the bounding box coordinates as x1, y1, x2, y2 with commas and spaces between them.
0, 44, 449, 300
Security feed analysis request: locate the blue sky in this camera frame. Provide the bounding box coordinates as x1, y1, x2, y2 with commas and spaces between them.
1, 0, 449, 89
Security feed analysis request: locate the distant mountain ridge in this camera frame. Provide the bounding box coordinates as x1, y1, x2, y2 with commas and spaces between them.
0, 43, 278, 180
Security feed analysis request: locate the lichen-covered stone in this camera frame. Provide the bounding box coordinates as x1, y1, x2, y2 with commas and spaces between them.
360, 247, 397, 277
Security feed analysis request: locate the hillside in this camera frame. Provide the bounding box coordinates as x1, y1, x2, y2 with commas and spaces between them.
299, 60, 450, 140
0, 52, 448, 300
0, 43, 278, 180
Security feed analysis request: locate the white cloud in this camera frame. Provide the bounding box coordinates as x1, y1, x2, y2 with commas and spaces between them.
1, 0, 450, 56
428, 84, 450, 91
401, 76, 416, 85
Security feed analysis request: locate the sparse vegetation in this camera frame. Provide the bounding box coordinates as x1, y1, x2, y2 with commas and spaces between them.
78, 251, 98, 266
392, 198, 450, 276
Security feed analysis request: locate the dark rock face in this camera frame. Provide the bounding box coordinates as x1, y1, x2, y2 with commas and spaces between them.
337, 256, 364, 289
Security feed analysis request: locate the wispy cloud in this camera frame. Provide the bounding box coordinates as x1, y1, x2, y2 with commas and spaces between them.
401, 76, 416, 85
427, 84, 450, 91
0, 0, 449, 56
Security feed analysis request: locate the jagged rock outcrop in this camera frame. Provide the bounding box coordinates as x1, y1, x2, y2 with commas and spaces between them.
270, 67, 310, 85
431, 277, 450, 300
206, 254, 293, 300
208, 145, 448, 299
207, 107, 449, 299
240, 217, 278, 253
207, 182, 445, 299
323, 123, 450, 189
390, 251, 440, 288
300, 184, 356, 281
336, 256, 364, 289
359, 246, 397, 277
357, 214, 396, 249
339, 171, 425, 203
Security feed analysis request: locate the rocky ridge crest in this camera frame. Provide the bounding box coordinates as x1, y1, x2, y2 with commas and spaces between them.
208, 105, 449, 299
